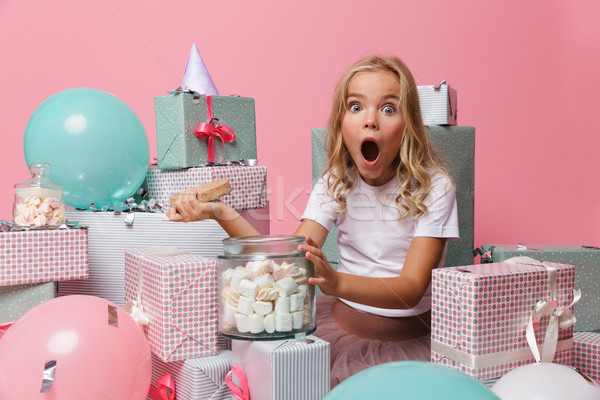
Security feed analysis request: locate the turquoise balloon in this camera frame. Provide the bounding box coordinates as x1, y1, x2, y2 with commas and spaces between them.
325, 361, 500, 400
23, 88, 149, 209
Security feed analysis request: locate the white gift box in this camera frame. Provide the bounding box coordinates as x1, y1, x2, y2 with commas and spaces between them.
231, 336, 330, 400
58, 210, 228, 306
417, 81, 457, 126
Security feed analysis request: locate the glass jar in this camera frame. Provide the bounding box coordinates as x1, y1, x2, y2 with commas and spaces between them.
13, 162, 65, 229
217, 235, 316, 340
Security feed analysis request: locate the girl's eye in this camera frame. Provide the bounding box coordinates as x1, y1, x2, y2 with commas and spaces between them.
382, 105, 396, 114
348, 103, 362, 112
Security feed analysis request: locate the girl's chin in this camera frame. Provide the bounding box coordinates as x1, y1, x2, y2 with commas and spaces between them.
357, 167, 396, 186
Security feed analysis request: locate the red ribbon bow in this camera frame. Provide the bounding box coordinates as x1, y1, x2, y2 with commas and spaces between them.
0, 322, 13, 339
194, 95, 235, 163
226, 363, 251, 400
147, 373, 176, 400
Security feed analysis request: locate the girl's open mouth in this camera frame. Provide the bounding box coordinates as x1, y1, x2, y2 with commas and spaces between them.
361, 139, 380, 166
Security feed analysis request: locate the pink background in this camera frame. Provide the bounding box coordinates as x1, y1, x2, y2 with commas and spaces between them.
1, 1, 599, 249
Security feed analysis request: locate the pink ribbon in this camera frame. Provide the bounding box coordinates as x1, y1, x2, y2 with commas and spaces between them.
226, 363, 251, 400
194, 95, 235, 163
147, 374, 176, 400
0, 322, 13, 339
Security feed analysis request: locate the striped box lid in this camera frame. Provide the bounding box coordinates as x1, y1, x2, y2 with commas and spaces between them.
232, 336, 330, 400
58, 210, 227, 306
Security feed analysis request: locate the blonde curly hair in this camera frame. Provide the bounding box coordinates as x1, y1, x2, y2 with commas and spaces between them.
324, 55, 449, 219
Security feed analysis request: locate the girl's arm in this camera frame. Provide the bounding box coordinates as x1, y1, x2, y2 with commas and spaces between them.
301, 236, 447, 309
167, 189, 260, 237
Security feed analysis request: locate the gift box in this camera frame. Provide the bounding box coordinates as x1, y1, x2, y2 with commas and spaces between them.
0, 282, 56, 321
311, 126, 474, 268
480, 244, 600, 332
155, 92, 257, 169
573, 332, 600, 383
231, 336, 330, 400
146, 165, 267, 211
58, 211, 228, 306
146, 351, 232, 400
124, 247, 217, 362
431, 260, 575, 381
1, 227, 88, 286
417, 81, 457, 126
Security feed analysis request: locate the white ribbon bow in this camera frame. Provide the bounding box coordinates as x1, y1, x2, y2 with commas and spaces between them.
505, 256, 581, 363
129, 299, 150, 328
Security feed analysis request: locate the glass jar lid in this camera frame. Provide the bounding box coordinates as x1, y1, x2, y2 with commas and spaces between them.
222, 235, 305, 257
15, 162, 62, 191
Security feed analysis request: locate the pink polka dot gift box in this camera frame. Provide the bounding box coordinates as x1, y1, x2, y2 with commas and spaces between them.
1, 227, 88, 286
573, 332, 600, 384
146, 165, 267, 212
124, 246, 218, 363
431, 259, 576, 381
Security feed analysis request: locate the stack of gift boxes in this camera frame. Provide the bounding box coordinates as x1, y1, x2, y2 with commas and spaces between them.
0, 225, 89, 322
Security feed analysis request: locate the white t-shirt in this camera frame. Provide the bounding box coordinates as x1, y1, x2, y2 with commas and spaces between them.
301, 172, 459, 317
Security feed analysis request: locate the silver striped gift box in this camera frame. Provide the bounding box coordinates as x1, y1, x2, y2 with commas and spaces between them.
59, 210, 228, 306
417, 81, 457, 126
232, 336, 330, 400
147, 350, 233, 400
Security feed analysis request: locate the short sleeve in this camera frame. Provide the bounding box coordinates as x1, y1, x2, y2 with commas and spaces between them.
413, 172, 459, 239
301, 178, 336, 232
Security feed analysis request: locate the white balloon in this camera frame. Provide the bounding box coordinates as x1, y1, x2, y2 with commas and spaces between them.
492, 362, 600, 400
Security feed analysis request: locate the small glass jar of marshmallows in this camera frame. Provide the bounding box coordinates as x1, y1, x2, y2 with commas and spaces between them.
13, 162, 66, 229
217, 235, 316, 340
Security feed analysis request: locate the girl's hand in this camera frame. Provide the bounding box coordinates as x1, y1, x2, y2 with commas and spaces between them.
300, 236, 339, 296
167, 189, 222, 222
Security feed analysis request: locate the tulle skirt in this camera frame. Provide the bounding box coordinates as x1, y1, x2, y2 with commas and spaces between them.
313, 295, 432, 388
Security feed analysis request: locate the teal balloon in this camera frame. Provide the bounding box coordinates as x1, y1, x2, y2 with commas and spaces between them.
23, 88, 149, 209
325, 361, 500, 400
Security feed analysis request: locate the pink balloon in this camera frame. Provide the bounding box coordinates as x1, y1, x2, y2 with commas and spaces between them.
0, 295, 151, 400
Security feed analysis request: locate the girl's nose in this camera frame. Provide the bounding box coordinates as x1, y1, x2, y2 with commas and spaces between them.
364, 120, 377, 129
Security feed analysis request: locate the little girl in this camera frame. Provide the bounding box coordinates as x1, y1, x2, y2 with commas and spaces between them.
168, 55, 459, 387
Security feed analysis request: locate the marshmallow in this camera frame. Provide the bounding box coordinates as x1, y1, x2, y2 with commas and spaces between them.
296, 284, 309, 299
237, 296, 255, 316
296, 268, 308, 285
249, 314, 265, 334
275, 313, 293, 332
234, 313, 251, 333
246, 260, 270, 280
222, 301, 237, 327
254, 273, 274, 288
292, 311, 304, 330
272, 262, 296, 281
221, 269, 235, 286
238, 279, 258, 299
221, 286, 240, 307
290, 292, 304, 312
273, 277, 298, 297
254, 300, 273, 315
275, 296, 291, 314
264, 313, 276, 333
230, 269, 249, 291
303, 304, 313, 325
256, 287, 279, 302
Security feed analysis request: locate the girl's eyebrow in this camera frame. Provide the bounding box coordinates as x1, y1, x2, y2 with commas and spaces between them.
347, 93, 400, 101
346, 92, 364, 99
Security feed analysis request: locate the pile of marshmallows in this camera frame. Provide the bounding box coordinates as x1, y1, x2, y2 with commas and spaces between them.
14, 196, 65, 228
221, 259, 312, 335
